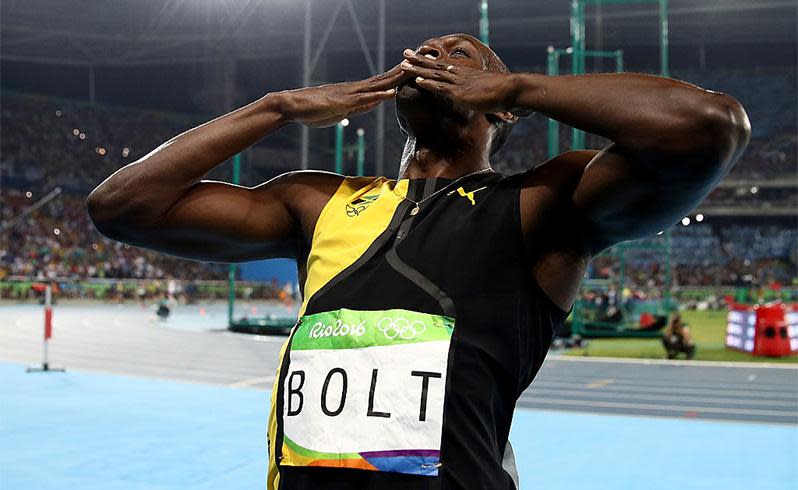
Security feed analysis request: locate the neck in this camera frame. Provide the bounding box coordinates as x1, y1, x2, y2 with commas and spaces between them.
398, 134, 491, 180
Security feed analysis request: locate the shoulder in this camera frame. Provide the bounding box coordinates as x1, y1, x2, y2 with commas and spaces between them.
251, 171, 349, 249
517, 150, 600, 191
505, 150, 600, 230
269, 171, 392, 197
510, 151, 600, 237
263, 170, 345, 196
252, 170, 350, 214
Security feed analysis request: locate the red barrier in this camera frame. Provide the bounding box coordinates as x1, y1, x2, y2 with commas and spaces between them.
44, 307, 53, 340
727, 302, 798, 357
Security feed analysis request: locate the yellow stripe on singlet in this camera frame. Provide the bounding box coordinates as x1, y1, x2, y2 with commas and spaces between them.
267, 176, 409, 490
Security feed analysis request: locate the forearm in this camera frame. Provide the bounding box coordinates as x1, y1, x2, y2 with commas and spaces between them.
510, 72, 747, 157
87, 92, 288, 227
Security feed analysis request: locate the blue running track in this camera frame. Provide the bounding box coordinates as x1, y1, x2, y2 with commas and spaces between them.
1, 362, 795, 489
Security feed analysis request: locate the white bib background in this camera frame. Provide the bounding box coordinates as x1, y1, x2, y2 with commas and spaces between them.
283, 340, 451, 454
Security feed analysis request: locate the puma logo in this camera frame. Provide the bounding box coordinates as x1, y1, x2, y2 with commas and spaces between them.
448, 186, 487, 206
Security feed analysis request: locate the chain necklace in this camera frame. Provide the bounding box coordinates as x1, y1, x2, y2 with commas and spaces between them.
403, 168, 493, 216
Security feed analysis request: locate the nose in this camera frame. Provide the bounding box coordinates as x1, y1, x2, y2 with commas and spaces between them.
417, 44, 441, 59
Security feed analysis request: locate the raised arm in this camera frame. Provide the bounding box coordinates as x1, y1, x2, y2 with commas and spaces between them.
509, 72, 751, 252
86, 65, 405, 262
399, 53, 750, 309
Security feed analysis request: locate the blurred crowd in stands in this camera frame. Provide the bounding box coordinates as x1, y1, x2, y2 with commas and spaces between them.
588, 224, 797, 289
0, 188, 227, 281
1, 66, 795, 290
491, 68, 797, 180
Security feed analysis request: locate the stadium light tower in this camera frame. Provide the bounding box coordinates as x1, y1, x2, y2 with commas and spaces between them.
356, 128, 366, 176
479, 0, 490, 46
335, 119, 349, 174
569, 0, 669, 149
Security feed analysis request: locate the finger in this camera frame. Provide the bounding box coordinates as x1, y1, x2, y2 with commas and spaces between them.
402, 48, 451, 71
413, 77, 452, 94
400, 62, 456, 83
351, 89, 396, 106
362, 63, 410, 92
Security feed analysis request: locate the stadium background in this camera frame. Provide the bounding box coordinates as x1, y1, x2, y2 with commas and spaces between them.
2, 0, 795, 301
0, 1, 796, 489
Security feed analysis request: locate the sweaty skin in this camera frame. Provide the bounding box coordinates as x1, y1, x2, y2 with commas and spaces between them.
87, 33, 749, 314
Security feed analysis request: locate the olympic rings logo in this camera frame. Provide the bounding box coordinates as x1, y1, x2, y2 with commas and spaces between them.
309, 319, 366, 339
377, 317, 427, 340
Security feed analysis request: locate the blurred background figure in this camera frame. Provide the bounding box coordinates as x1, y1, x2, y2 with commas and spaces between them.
662, 313, 696, 360
155, 292, 171, 322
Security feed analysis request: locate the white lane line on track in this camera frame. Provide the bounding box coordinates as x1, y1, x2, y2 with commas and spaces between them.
532, 376, 798, 393
519, 388, 798, 407
547, 354, 798, 369
531, 378, 798, 395
515, 397, 798, 418
527, 380, 798, 399
535, 371, 798, 386
229, 375, 275, 388
513, 405, 798, 427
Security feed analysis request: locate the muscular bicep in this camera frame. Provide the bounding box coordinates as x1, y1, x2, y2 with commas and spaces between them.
572, 145, 726, 253
108, 168, 345, 264
138, 179, 297, 262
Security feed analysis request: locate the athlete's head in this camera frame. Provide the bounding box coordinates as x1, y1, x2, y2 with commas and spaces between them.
395, 33, 515, 156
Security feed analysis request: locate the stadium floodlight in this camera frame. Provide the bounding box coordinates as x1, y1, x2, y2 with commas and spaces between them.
750, 186, 759, 194
335, 120, 348, 174
696, 213, 704, 222
356, 129, 366, 176
681, 217, 691, 226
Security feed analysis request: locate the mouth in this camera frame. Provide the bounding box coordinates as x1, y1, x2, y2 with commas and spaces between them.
397, 78, 419, 92
396, 78, 430, 100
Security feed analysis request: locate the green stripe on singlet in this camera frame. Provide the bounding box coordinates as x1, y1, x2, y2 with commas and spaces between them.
290, 308, 454, 351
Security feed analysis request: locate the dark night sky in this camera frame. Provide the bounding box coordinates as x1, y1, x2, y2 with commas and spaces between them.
3, 42, 795, 115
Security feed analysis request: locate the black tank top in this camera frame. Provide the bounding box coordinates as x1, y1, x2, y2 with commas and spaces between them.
267, 171, 568, 490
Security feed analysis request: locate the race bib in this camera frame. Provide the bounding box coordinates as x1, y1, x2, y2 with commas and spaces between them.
280, 308, 454, 477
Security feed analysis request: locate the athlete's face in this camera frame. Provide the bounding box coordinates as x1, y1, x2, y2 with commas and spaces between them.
395, 34, 489, 134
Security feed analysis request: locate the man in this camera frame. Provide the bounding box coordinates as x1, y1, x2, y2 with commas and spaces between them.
87, 33, 749, 489
663, 313, 697, 359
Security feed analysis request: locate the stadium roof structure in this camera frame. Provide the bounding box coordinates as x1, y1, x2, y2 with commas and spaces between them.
2, 0, 796, 67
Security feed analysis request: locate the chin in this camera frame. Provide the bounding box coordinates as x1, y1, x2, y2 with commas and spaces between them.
395, 82, 466, 134
396, 81, 427, 102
